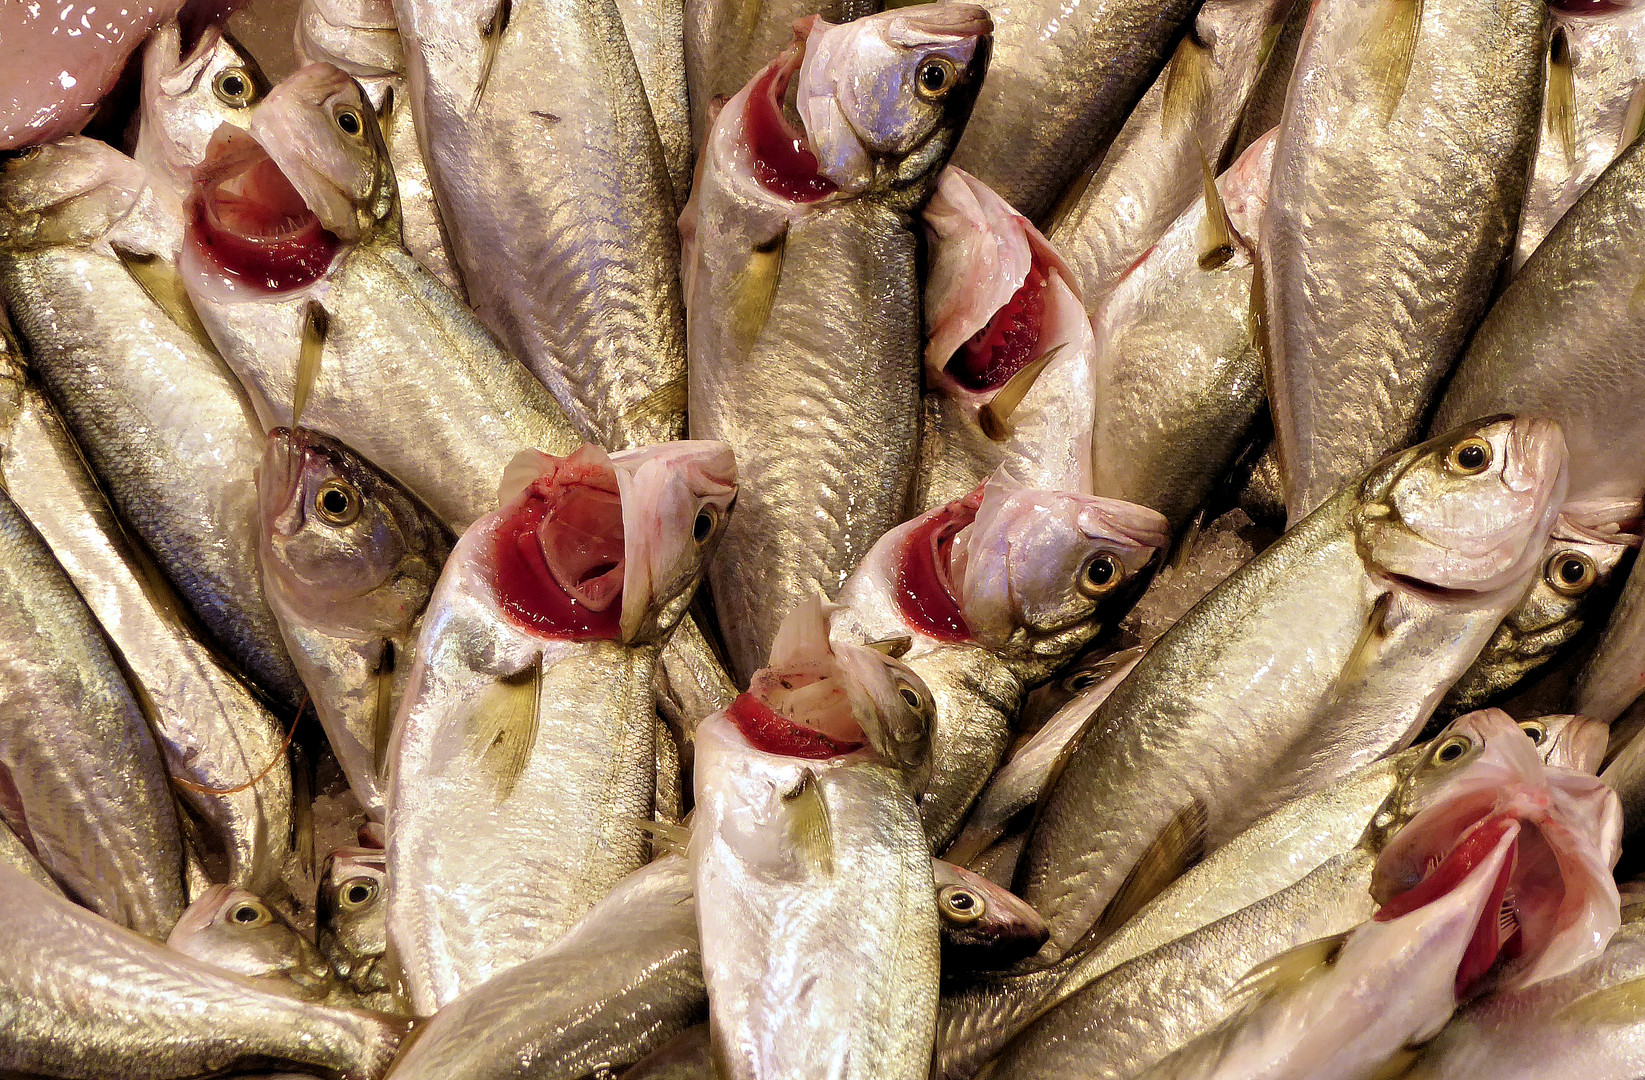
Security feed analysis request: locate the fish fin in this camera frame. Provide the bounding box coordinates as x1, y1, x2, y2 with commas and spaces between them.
1362, 0, 1423, 124
1197, 145, 1236, 271
292, 740, 314, 876
978, 343, 1064, 442
1547, 27, 1577, 168
372, 640, 396, 779
1256, 19, 1283, 71
732, 228, 786, 349
864, 635, 913, 658
1161, 28, 1212, 138
110, 243, 216, 352
1232, 930, 1349, 1002
1621, 83, 1645, 155
376, 81, 395, 123
783, 770, 833, 875
471, 0, 512, 110
1330, 592, 1394, 704
622, 377, 688, 439
632, 817, 693, 857
1093, 798, 1207, 940
294, 300, 328, 428
465, 660, 542, 802
1555, 975, 1645, 1024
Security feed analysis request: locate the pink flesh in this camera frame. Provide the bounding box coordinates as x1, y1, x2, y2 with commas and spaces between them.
727, 691, 864, 759
744, 58, 836, 203
189, 136, 338, 293
944, 262, 1050, 393
492, 465, 624, 641
895, 489, 983, 642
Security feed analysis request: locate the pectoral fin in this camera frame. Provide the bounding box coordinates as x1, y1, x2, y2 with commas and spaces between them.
465, 660, 542, 801
978, 343, 1064, 442
111, 244, 216, 353
1232, 930, 1350, 1003
1161, 28, 1212, 138
1092, 798, 1207, 940
1556, 975, 1645, 1024
1363, 0, 1423, 123
732, 229, 787, 349
294, 300, 328, 427
1547, 27, 1576, 167
371, 640, 396, 779
783, 770, 834, 875
471, 0, 512, 110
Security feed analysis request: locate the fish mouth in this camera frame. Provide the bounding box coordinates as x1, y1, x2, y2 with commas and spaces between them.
895, 486, 984, 642
257, 427, 308, 537
728, 673, 869, 760
744, 37, 837, 203
492, 449, 627, 640
944, 261, 1050, 394
189, 124, 339, 292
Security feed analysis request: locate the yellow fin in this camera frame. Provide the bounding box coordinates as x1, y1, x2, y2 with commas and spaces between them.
1555, 975, 1645, 1024
372, 640, 396, 779
1197, 145, 1236, 271
1161, 29, 1212, 137
978, 342, 1065, 442
1548, 27, 1577, 167
1256, 19, 1283, 71
1232, 930, 1349, 1003
292, 741, 314, 873
632, 817, 693, 857
471, 0, 512, 110
1092, 797, 1207, 941
1363, 0, 1423, 124
732, 228, 786, 350
1330, 592, 1393, 705
110, 243, 216, 353
784, 770, 833, 875
465, 660, 542, 801
1363, 1047, 1423, 1080
1621, 82, 1645, 156
293, 300, 328, 428
864, 636, 913, 658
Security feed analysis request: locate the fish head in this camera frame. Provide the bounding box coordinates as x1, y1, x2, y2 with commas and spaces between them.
1530, 713, 1610, 774
490, 442, 736, 645
933, 858, 1049, 971
940, 473, 1168, 656
0, 136, 147, 250
139, 22, 267, 187
167, 884, 335, 997
317, 845, 389, 991
795, 5, 992, 196
258, 426, 452, 640
293, 0, 404, 85
1371, 709, 1622, 996
1357, 416, 1568, 593
732, 595, 936, 783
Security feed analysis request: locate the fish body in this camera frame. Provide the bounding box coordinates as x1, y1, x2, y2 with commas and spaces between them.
617, 0, 693, 204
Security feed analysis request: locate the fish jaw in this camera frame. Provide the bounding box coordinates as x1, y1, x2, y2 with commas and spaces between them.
137, 22, 265, 196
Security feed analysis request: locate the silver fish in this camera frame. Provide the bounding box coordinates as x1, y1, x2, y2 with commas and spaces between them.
691, 597, 940, 1080
1229, 0, 1310, 159
830, 473, 1167, 850
618, 0, 693, 205
0, 863, 407, 1079
318, 845, 405, 1013
136, 22, 268, 204
1262, 0, 1547, 522
1019, 416, 1568, 959
1576, 552, 1645, 725
167, 884, 336, 1000
258, 427, 453, 820
0, 814, 61, 898
0, 137, 303, 707
395, 0, 686, 449
387, 441, 736, 1014
934, 857, 1049, 971
684, 6, 991, 680
944, 0, 1198, 223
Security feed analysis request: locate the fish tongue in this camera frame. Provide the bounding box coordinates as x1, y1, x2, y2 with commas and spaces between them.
537, 485, 624, 612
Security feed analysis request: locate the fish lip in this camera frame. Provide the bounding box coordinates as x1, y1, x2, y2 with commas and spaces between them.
258, 427, 308, 540
885, 5, 994, 42
192, 122, 338, 244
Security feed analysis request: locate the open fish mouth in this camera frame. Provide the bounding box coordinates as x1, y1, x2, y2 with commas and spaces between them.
189, 123, 338, 292
743, 36, 837, 203
896, 486, 984, 642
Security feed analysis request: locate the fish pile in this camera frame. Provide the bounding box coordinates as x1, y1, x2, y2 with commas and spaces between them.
5, 0, 1645, 1077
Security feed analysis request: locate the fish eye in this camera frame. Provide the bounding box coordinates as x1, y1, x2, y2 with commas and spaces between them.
230, 902, 270, 927
1445, 437, 1492, 476
315, 479, 361, 526
693, 506, 718, 544
334, 106, 364, 137
1079, 553, 1125, 598
937, 884, 986, 925
1433, 735, 1472, 764
339, 877, 377, 910
898, 681, 926, 713
916, 57, 958, 100
1546, 551, 1597, 596
213, 68, 255, 108
1518, 720, 1547, 746
1064, 671, 1098, 693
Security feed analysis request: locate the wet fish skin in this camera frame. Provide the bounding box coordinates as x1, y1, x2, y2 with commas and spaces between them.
687, 7, 991, 680
136, 21, 269, 204
396, 0, 687, 449
1263, 0, 1547, 522
258, 426, 454, 820
0, 863, 407, 1080
1229, 0, 1309, 160
167, 884, 337, 1000
0, 303, 292, 897
0, 482, 185, 938
1576, 552, 1645, 727
618, 0, 694, 205
945, 0, 1198, 223
0, 137, 304, 707
1019, 417, 1568, 958
318, 846, 405, 1013
1045, 0, 1291, 311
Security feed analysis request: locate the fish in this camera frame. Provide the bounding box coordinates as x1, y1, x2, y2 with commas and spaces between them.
166, 884, 337, 1000
0, 863, 408, 1079
1228, 0, 1310, 160
136, 21, 269, 204
623, 1026, 716, 1080
318, 845, 403, 1013
257, 426, 454, 820
1514, 2, 1645, 269
916, 168, 1097, 511
944, 0, 1198, 223
0, 136, 304, 707
934, 858, 1049, 971
293, 0, 467, 294
616, 0, 693, 205
0, 299, 292, 896
394, 0, 687, 449
0, 482, 187, 938
0, 815, 62, 898
179, 62, 584, 531
691, 596, 941, 1080
1576, 553, 1645, 726
1044, 0, 1293, 311
1088, 129, 1275, 536
387, 441, 736, 1014
684, 6, 991, 680
1018, 416, 1568, 959
1261, 0, 1547, 522
829, 473, 1168, 850
989, 710, 1622, 1080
